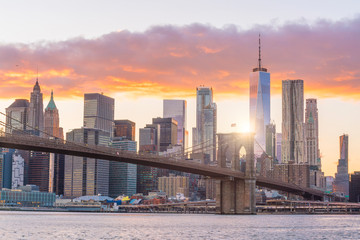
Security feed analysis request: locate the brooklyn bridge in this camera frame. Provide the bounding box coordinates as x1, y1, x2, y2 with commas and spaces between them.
0, 129, 326, 214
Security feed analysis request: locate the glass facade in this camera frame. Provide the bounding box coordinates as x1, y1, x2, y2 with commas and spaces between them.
137, 124, 160, 195
163, 100, 187, 151
109, 138, 137, 197
152, 117, 178, 152
249, 71, 270, 148
0, 188, 55, 207
194, 87, 217, 163
114, 120, 135, 141
83, 93, 114, 136
64, 128, 110, 198
5, 99, 30, 134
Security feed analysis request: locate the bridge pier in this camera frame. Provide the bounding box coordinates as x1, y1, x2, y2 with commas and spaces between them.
216, 132, 256, 215
216, 178, 256, 214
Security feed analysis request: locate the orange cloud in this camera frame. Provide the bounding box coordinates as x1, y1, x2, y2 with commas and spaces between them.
0, 18, 360, 100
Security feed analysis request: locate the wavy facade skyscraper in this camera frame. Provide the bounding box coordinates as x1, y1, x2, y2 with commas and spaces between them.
281, 79, 305, 164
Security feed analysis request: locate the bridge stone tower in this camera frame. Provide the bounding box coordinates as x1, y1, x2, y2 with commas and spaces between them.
216, 133, 256, 214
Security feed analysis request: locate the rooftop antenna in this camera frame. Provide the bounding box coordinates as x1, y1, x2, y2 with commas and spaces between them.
258, 33, 261, 70
36, 65, 39, 84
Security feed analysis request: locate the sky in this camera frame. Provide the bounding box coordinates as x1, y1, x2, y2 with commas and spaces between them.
0, 0, 359, 176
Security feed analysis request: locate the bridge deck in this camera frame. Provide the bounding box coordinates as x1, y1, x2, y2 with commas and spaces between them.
0, 133, 325, 199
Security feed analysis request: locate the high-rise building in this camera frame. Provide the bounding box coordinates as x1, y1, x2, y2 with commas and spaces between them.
44, 90, 64, 194
114, 120, 135, 141
305, 98, 320, 167
158, 174, 189, 198
281, 80, 305, 164
276, 133, 282, 163
64, 93, 114, 197
163, 100, 187, 152
110, 120, 137, 198
193, 87, 217, 163
333, 134, 349, 196
5, 99, 30, 134
349, 172, 360, 203
51, 154, 65, 196
109, 137, 137, 197
0, 149, 3, 189
137, 124, 160, 195
64, 128, 111, 197
28, 80, 44, 136
83, 93, 114, 136
265, 123, 276, 166
249, 35, 270, 148
1, 148, 15, 189
44, 90, 63, 139
152, 117, 178, 152
28, 151, 50, 192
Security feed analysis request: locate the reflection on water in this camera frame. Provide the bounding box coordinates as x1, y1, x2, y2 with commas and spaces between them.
0, 211, 359, 239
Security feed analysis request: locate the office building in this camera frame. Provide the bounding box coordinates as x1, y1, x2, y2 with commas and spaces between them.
64, 128, 111, 197
305, 99, 320, 167
193, 87, 217, 163
44, 90, 64, 194
11, 150, 25, 189
333, 134, 349, 196
273, 163, 310, 188
163, 100, 187, 151
27, 151, 50, 192
5, 99, 30, 134
109, 137, 137, 197
114, 120, 135, 141
349, 172, 360, 203
158, 174, 189, 198
83, 93, 114, 135
152, 117, 178, 152
28, 80, 44, 136
0, 185, 56, 207
44, 90, 63, 139
137, 124, 160, 195
276, 133, 282, 163
265, 123, 276, 166
249, 35, 270, 148
281, 80, 305, 164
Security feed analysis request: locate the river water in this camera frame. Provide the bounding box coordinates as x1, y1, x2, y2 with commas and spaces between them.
0, 211, 359, 239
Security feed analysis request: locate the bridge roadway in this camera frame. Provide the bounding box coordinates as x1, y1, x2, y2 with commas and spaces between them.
0, 133, 324, 199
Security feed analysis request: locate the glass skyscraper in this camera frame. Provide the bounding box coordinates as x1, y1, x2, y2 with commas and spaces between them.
64, 128, 111, 197
84, 93, 115, 136
137, 124, 160, 195
163, 100, 187, 152
109, 120, 137, 198
110, 137, 137, 197
193, 87, 217, 163
249, 36, 270, 148
64, 93, 114, 197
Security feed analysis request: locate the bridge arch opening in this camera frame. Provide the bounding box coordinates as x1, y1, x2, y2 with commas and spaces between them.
239, 145, 247, 173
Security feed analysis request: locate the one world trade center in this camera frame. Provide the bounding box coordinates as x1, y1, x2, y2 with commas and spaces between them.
249, 35, 270, 149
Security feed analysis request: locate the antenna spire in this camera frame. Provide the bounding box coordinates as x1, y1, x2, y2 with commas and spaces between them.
258, 33, 261, 70
36, 65, 39, 83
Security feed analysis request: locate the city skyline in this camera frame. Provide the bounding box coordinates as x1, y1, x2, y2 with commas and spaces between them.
0, 2, 359, 178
